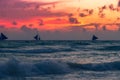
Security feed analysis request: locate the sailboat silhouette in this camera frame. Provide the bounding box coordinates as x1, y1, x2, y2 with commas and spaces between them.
34, 34, 40, 40
0, 33, 8, 40
92, 35, 98, 41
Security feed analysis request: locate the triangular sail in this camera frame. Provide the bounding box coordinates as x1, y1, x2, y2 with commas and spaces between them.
92, 35, 98, 41
34, 34, 40, 40
34, 35, 38, 40
0, 33, 8, 40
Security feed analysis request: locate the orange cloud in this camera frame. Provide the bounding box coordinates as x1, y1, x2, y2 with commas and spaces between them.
0, 0, 120, 32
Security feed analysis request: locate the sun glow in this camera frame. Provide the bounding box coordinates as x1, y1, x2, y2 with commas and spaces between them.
0, 0, 120, 31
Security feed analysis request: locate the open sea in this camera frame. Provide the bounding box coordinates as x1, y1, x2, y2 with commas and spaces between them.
0, 40, 120, 80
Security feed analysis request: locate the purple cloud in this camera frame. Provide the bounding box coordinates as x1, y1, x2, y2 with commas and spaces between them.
0, 25, 5, 28
38, 19, 44, 26
79, 9, 94, 17
0, 0, 67, 20
29, 24, 33, 27
99, 13, 105, 18
79, 13, 87, 17
12, 21, 17, 25
88, 9, 94, 15
102, 25, 107, 31
69, 17, 79, 24
21, 25, 32, 32
20, 25, 38, 35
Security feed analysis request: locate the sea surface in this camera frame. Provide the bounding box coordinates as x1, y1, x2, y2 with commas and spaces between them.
0, 40, 120, 80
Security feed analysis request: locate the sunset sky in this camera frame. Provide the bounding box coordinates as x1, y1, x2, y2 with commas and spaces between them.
0, 0, 120, 40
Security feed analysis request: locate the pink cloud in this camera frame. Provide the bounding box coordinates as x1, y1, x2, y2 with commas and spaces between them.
0, 0, 67, 20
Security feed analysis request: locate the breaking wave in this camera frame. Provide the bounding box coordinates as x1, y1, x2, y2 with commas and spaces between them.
0, 58, 120, 78
0, 58, 71, 78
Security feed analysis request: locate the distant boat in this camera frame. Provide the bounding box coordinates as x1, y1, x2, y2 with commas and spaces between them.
34, 34, 40, 40
0, 33, 8, 40
92, 35, 98, 41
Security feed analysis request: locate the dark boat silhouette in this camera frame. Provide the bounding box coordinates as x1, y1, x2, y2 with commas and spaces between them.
0, 33, 8, 40
34, 34, 40, 40
92, 35, 98, 41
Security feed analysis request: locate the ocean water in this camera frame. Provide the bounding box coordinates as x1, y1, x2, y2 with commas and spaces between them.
0, 40, 120, 80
